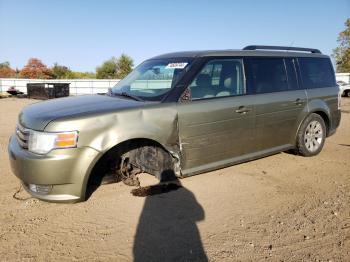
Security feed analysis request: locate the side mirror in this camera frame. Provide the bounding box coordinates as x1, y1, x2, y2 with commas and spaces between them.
107, 88, 112, 95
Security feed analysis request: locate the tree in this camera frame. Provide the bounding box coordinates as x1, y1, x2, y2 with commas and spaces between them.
96, 54, 133, 79
20, 58, 53, 79
116, 54, 133, 79
0, 61, 16, 78
51, 63, 71, 79
0, 61, 10, 69
96, 57, 118, 79
65, 71, 96, 79
333, 18, 350, 73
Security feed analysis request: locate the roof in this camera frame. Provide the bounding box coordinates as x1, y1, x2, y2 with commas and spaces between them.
151, 48, 329, 60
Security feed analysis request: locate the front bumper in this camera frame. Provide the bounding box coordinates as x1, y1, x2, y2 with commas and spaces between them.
8, 135, 100, 203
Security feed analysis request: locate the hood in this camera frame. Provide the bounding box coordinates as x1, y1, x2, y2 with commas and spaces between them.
19, 95, 146, 130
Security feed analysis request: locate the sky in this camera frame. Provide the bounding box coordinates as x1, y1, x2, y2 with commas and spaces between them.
0, 0, 349, 72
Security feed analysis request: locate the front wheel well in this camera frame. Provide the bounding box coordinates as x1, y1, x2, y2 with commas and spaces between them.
85, 138, 176, 199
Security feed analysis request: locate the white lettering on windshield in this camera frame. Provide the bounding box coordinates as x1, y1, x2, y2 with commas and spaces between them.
165, 62, 188, 69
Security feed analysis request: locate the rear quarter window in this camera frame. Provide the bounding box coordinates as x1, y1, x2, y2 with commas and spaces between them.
298, 58, 336, 89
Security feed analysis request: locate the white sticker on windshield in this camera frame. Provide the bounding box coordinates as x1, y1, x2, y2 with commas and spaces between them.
165, 62, 188, 69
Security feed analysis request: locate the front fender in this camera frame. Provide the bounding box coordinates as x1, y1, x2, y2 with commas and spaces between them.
89, 105, 179, 154
45, 103, 179, 152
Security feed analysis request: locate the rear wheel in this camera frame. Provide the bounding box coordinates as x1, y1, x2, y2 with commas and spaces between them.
346, 90, 350, 97
296, 113, 326, 157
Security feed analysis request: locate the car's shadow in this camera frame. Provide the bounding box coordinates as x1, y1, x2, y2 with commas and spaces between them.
87, 166, 208, 261
132, 174, 208, 262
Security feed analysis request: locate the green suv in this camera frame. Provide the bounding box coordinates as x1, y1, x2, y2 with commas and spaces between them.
8, 45, 341, 202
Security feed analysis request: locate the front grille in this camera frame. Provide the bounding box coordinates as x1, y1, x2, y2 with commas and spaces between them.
16, 124, 29, 149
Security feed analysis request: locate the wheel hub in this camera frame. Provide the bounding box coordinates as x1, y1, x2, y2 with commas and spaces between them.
304, 120, 323, 152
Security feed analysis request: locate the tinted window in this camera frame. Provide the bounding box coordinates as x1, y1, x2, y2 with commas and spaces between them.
298, 58, 335, 89
246, 58, 288, 94
189, 59, 245, 100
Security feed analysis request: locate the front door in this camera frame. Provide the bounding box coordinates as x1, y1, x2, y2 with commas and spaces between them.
176, 58, 256, 175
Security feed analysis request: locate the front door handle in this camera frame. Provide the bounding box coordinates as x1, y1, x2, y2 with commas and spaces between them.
235, 106, 251, 114
294, 98, 304, 106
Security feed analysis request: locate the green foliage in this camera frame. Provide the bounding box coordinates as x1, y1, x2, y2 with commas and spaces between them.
51, 63, 72, 79
65, 71, 96, 79
96, 54, 134, 79
333, 18, 350, 73
116, 54, 133, 79
51, 63, 96, 79
96, 58, 118, 79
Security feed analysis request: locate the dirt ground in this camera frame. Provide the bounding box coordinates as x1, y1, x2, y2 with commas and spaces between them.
0, 97, 349, 262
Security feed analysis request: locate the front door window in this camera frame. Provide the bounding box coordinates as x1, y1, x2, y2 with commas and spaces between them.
187, 59, 246, 100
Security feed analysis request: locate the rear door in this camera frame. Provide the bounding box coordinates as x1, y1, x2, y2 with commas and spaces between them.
245, 57, 307, 151
176, 58, 256, 174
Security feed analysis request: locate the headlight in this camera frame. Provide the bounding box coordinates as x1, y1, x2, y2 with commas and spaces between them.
28, 130, 78, 154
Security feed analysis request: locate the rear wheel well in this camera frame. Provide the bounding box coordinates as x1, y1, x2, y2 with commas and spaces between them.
312, 111, 329, 136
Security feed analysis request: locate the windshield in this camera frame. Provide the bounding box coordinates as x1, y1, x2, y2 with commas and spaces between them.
111, 58, 192, 101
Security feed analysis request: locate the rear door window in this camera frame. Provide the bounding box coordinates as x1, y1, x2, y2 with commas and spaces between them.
245, 58, 288, 94
298, 58, 335, 89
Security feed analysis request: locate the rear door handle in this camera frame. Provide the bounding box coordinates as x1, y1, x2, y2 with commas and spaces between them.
235, 106, 251, 114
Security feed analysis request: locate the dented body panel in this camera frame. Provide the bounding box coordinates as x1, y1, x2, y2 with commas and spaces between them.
44, 99, 179, 154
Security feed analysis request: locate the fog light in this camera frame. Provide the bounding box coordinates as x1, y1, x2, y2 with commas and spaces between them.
29, 184, 53, 194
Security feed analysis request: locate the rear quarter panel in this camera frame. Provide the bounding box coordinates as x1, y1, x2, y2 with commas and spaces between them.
306, 86, 340, 134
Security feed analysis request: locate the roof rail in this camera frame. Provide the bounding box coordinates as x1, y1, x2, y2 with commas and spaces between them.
243, 45, 321, 54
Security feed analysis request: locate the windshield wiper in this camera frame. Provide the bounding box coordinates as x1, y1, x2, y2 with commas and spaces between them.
113, 92, 144, 102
